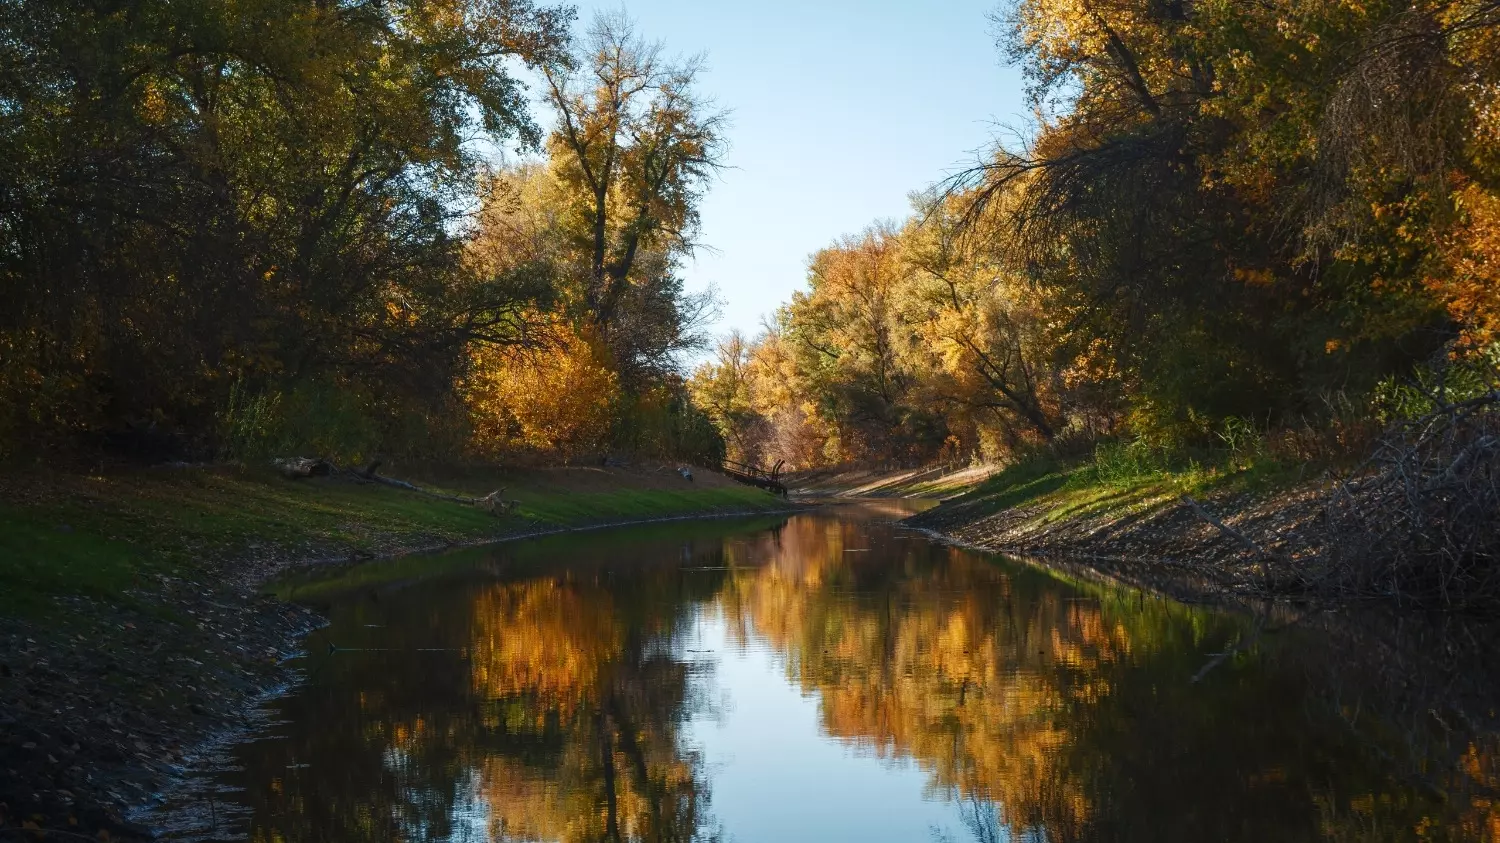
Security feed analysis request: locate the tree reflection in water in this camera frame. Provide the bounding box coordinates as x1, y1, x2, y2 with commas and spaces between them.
196, 510, 1492, 843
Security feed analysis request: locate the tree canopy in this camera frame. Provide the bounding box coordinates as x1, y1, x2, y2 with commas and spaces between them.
0, 3, 723, 466
693, 0, 1500, 470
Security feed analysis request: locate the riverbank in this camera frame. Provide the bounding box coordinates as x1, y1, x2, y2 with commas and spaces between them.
787, 463, 1000, 499
903, 455, 1316, 606
0, 462, 790, 839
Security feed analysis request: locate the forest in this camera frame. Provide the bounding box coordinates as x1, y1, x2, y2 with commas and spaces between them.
6, 0, 1498, 479
692, 0, 1500, 474
3, 0, 1500, 604
1, 1, 725, 467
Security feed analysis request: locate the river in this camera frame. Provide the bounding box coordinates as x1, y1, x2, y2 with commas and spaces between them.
151, 503, 1497, 841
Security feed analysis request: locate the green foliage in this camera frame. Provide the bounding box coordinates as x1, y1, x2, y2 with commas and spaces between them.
611, 385, 727, 466
1216, 417, 1270, 470
1088, 440, 1173, 486
218, 379, 385, 464
219, 381, 284, 463
1373, 345, 1500, 422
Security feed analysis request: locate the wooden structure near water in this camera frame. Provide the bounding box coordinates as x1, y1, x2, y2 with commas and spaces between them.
721, 459, 788, 497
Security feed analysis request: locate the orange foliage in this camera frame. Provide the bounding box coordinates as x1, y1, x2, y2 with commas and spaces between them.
1432, 183, 1500, 350
463, 320, 617, 460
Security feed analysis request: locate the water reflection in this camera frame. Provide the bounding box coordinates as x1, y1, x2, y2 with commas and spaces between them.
171, 508, 1495, 841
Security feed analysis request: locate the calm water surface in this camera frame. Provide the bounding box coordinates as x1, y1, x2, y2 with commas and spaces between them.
158, 504, 1496, 841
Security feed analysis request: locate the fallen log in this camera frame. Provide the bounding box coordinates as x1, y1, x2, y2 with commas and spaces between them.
476, 489, 520, 516
273, 457, 333, 479
362, 466, 519, 515
1180, 495, 1275, 561
276, 457, 521, 516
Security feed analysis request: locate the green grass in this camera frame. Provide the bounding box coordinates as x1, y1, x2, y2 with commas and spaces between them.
0, 511, 157, 614
0, 467, 786, 617
942, 445, 1305, 530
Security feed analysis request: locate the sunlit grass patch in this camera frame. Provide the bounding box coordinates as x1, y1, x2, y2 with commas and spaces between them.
947, 442, 1306, 533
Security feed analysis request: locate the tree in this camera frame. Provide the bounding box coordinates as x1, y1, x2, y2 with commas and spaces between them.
541, 11, 728, 340
902, 194, 1063, 445
0, 0, 572, 454
689, 331, 768, 463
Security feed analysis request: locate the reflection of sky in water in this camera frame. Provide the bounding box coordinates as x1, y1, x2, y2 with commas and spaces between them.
446, 770, 492, 843
685, 607, 986, 843
147, 509, 1486, 842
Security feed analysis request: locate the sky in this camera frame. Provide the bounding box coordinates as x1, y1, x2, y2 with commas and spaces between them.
560, 0, 1032, 342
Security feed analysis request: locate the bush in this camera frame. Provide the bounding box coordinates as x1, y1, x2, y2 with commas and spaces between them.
1089, 439, 1172, 485
611, 385, 726, 467
218, 378, 382, 465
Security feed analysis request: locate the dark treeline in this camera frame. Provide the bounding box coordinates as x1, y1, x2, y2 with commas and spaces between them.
1, 1, 724, 465
694, 0, 1500, 472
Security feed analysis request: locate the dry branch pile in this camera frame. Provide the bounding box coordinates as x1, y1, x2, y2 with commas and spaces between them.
1318, 391, 1500, 610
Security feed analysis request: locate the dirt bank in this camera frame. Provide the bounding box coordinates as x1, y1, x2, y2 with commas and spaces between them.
788, 463, 1000, 499
908, 482, 1327, 606
0, 462, 790, 840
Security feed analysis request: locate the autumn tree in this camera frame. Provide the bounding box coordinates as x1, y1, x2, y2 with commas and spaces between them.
688, 331, 769, 463
0, 0, 571, 457
956, 0, 1500, 443
540, 11, 727, 375
465, 143, 725, 465
902, 193, 1065, 448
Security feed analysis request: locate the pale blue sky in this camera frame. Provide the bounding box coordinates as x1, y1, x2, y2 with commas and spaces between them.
567, 0, 1030, 341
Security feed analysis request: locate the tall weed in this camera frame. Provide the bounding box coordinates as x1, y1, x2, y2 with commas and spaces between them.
217, 379, 381, 464
1088, 439, 1172, 485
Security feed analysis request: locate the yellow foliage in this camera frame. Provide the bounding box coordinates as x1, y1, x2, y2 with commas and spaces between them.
1431, 183, 1500, 350
463, 320, 617, 460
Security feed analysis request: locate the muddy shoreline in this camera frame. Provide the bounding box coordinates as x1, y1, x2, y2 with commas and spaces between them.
0, 502, 807, 841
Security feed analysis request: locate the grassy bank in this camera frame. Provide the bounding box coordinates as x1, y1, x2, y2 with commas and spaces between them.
788, 462, 1003, 498
935, 445, 1301, 534
903, 445, 1333, 605
0, 463, 785, 617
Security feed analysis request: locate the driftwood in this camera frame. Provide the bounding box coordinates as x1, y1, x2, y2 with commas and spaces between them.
363, 468, 513, 513
273, 457, 333, 479
477, 488, 520, 516
1180, 495, 1275, 560
274, 457, 520, 517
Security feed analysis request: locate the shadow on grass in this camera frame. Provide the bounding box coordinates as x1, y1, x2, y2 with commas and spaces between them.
934, 447, 1308, 532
